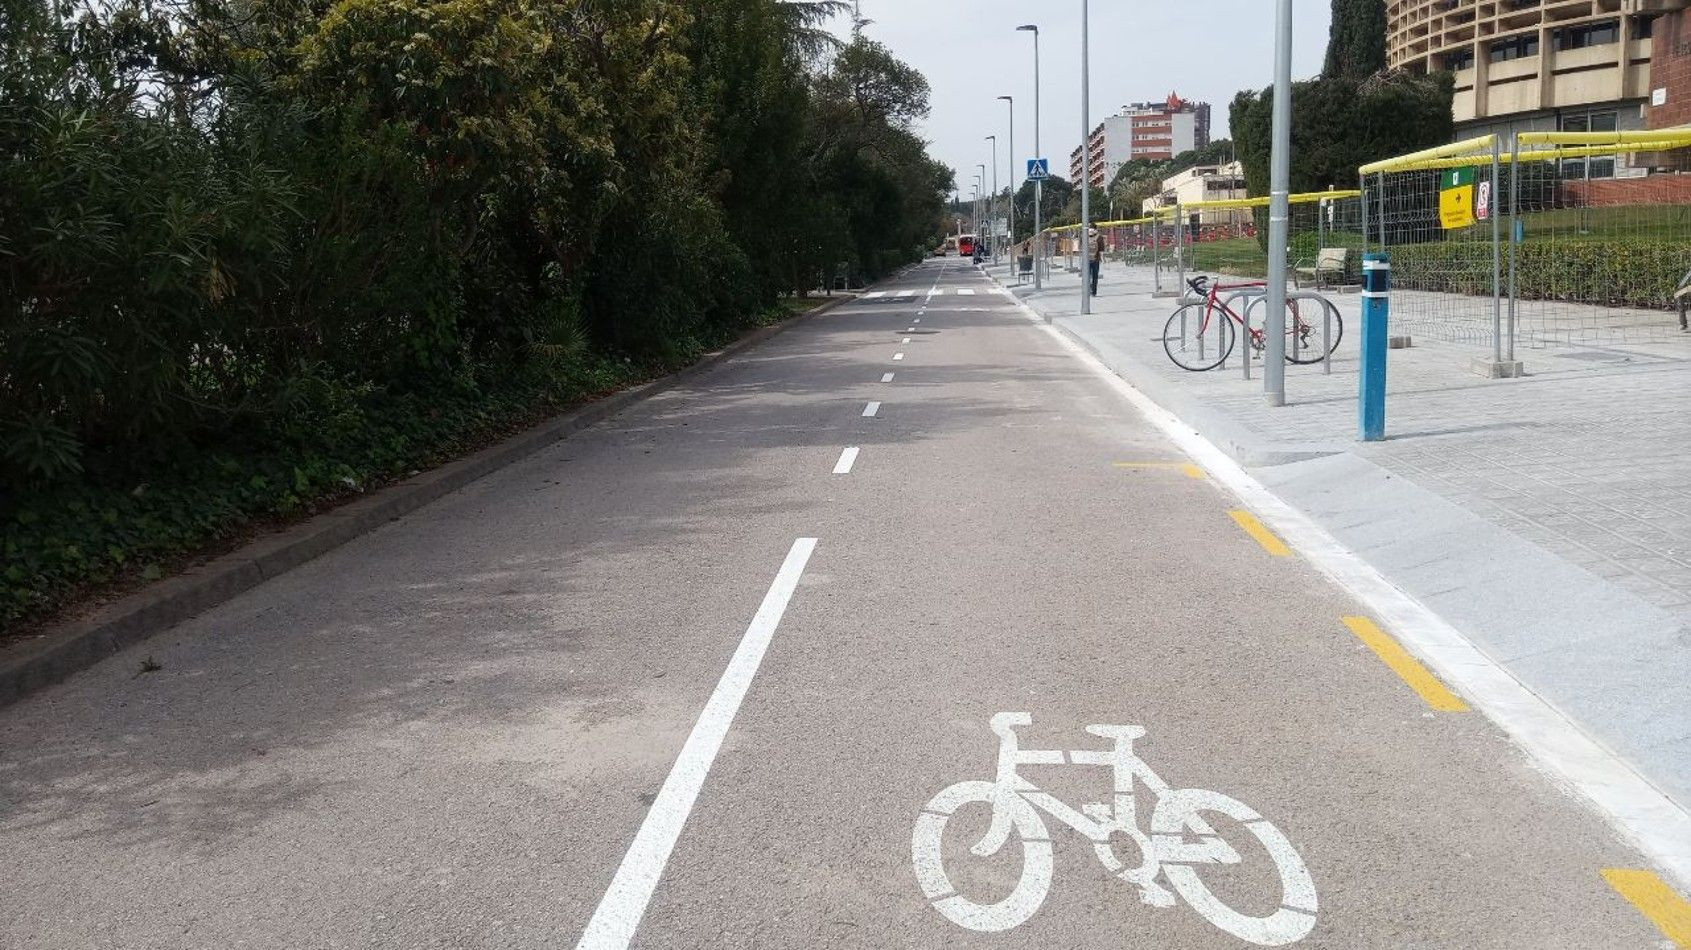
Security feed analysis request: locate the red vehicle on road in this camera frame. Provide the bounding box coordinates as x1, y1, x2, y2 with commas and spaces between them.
957, 234, 976, 257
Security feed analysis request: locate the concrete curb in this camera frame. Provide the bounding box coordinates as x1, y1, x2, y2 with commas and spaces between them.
0, 294, 856, 709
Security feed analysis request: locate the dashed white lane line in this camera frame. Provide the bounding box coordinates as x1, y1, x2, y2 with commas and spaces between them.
864, 291, 884, 299
903, 337, 912, 344
833, 447, 859, 475
956, 288, 976, 296
913, 318, 921, 324
862, 401, 881, 418
573, 538, 818, 950
893, 353, 905, 361
882, 373, 895, 383
1008, 292, 1691, 893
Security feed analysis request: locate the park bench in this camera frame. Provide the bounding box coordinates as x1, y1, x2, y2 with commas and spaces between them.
1293, 247, 1348, 290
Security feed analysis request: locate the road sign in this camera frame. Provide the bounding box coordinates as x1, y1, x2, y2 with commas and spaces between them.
1027, 158, 1050, 180
1439, 167, 1475, 230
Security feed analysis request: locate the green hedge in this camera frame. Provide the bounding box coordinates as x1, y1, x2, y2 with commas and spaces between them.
0, 313, 798, 631
1390, 238, 1685, 310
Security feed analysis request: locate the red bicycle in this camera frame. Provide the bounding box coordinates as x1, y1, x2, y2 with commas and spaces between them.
1162, 276, 1342, 372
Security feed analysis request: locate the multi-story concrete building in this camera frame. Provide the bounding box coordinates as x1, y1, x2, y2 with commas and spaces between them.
1388, 0, 1691, 176
1069, 94, 1212, 188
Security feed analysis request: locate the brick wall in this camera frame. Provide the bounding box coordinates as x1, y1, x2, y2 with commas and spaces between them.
1647, 11, 1691, 130
1559, 174, 1691, 207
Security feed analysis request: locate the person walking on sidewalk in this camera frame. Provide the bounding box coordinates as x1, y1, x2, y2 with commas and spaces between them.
1087, 227, 1104, 297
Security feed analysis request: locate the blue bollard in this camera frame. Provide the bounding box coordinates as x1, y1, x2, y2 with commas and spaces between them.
1359, 253, 1390, 442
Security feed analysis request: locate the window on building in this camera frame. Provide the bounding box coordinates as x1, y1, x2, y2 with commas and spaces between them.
1489, 33, 1539, 62
1634, 15, 1656, 40
1559, 111, 1618, 179
1443, 48, 1474, 71
1553, 21, 1619, 51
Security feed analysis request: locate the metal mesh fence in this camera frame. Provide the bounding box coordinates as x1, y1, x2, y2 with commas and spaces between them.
1367, 141, 1507, 351
1362, 131, 1691, 355
1507, 142, 1691, 349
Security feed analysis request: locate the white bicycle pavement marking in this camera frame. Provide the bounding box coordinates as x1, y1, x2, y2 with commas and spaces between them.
912, 714, 1317, 946
574, 539, 818, 950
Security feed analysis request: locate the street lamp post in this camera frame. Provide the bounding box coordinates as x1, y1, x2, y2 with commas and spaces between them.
1016, 24, 1041, 290
977, 163, 987, 263
1263, 0, 1293, 405
997, 96, 1016, 277
1079, 0, 1092, 315
985, 135, 999, 265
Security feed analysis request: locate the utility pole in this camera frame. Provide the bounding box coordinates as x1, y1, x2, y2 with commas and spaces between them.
986, 135, 999, 265
1017, 24, 1041, 290
1264, 0, 1293, 405
1079, 0, 1092, 315
998, 96, 1016, 269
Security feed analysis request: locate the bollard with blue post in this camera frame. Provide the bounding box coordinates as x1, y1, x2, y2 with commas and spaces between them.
1359, 253, 1390, 441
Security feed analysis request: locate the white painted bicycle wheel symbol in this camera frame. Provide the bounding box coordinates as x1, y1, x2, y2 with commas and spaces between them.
911, 713, 1318, 946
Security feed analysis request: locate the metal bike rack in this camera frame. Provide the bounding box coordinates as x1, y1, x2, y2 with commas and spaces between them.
1242, 290, 1340, 382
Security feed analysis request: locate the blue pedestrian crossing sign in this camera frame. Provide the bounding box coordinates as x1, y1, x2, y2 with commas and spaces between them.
1027, 158, 1050, 180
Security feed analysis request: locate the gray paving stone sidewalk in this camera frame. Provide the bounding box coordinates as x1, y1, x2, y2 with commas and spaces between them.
1003, 261, 1691, 615
991, 257, 1691, 809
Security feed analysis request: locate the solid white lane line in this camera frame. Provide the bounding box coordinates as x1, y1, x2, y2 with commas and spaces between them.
893, 353, 905, 361
862, 401, 881, 418
882, 373, 895, 383
1009, 293, 1691, 893
833, 447, 859, 475
573, 538, 818, 950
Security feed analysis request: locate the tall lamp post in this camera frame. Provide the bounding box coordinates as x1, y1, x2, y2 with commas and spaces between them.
1264, 0, 1293, 405
1078, 0, 1092, 315
997, 96, 1016, 273
1016, 24, 1041, 290
985, 135, 999, 265
977, 163, 987, 262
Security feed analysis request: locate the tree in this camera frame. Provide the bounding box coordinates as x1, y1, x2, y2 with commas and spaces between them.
1011, 175, 1074, 241
1323, 0, 1388, 80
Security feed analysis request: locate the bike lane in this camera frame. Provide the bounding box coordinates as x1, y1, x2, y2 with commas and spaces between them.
589, 262, 1674, 948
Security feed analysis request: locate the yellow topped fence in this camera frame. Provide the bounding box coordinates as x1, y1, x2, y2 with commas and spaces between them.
1356, 127, 1691, 358
1034, 189, 1368, 296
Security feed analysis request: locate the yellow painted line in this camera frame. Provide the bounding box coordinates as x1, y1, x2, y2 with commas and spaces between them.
1114, 462, 1205, 480
1341, 616, 1470, 713
1228, 509, 1291, 557
1603, 868, 1691, 947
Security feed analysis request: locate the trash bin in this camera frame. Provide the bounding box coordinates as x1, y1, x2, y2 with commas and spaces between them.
1018, 255, 1034, 275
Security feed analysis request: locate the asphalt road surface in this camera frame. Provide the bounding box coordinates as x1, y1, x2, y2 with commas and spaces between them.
1, 259, 1683, 949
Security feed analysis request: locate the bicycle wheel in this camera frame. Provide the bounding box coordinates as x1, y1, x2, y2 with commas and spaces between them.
1150, 788, 1318, 947
1163, 303, 1235, 372
911, 781, 1053, 933
1284, 299, 1343, 365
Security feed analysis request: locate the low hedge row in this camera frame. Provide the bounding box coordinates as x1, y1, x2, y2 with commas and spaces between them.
1388, 238, 1686, 310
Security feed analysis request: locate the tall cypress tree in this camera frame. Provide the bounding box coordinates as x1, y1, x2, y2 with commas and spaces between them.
1323, 0, 1388, 79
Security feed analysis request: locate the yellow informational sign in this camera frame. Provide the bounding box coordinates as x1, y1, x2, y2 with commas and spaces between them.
1439, 167, 1475, 230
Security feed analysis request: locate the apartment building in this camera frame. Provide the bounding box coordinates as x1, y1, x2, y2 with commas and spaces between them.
1389, 0, 1691, 176
1140, 162, 1249, 225
1069, 94, 1212, 188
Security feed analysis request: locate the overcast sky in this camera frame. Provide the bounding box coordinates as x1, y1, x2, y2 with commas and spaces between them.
834, 1, 1334, 197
